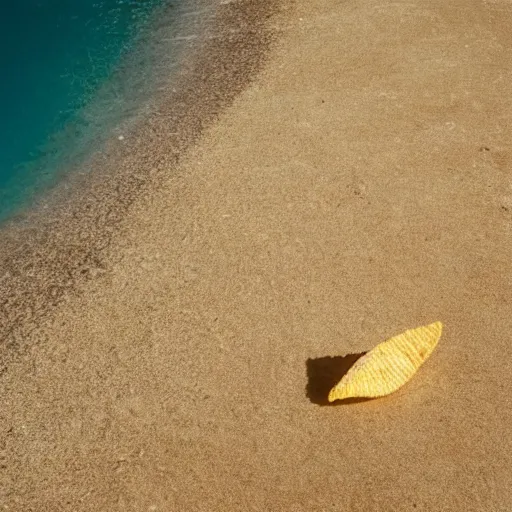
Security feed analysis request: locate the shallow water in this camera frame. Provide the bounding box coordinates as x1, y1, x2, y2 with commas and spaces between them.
0, 0, 168, 221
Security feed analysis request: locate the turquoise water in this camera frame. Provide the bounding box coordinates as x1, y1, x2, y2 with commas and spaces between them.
0, 0, 167, 221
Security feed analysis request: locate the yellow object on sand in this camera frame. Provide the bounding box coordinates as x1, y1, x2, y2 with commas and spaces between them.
328, 321, 442, 402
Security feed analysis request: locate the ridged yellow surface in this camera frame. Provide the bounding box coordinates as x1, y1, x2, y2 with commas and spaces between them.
328, 322, 442, 402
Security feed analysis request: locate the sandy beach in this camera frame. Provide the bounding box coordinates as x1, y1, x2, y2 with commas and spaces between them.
2, 0, 512, 510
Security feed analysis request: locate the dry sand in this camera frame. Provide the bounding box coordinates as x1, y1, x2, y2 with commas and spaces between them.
2, 0, 512, 510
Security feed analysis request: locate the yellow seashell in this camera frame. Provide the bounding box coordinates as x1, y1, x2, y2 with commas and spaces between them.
328, 321, 442, 402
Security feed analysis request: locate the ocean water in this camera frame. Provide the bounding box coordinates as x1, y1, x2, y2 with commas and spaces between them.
0, 0, 168, 222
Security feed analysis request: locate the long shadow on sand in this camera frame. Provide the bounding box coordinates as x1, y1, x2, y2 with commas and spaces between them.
306, 354, 373, 405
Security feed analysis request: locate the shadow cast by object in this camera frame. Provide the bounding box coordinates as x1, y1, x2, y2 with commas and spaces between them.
306, 353, 372, 405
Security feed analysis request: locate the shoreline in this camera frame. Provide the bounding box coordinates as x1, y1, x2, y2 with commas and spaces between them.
0, 0, 168, 223
0, 0, 284, 350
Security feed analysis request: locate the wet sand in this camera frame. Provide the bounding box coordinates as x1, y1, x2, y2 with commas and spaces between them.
2, 0, 512, 510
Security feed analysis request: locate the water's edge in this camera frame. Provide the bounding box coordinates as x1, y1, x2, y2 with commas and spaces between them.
0, 0, 167, 222
0, 0, 284, 357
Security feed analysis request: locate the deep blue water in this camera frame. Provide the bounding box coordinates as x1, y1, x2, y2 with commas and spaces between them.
0, 0, 166, 221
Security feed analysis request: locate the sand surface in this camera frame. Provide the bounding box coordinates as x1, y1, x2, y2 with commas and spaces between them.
2, 0, 512, 510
